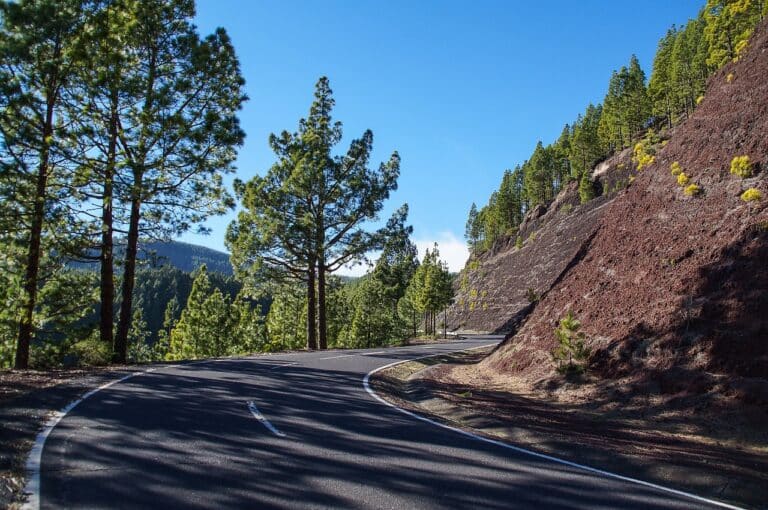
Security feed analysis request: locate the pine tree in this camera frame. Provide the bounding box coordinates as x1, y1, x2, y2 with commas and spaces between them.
65, 0, 137, 349
404, 245, 453, 336
0, 0, 91, 368
112, 0, 246, 363
228, 77, 401, 351
265, 283, 307, 352
465, 203, 480, 251
553, 126, 572, 190
322, 276, 353, 348
349, 276, 400, 348
649, 27, 678, 129
155, 296, 179, 359
373, 210, 419, 314
704, 0, 764, 68
579, 171, 596, 204
524, 142, 553, 207
598, 56, 650, 150
231, 291, 266, 354
397, 287, 420, 339
672, 19, 706, 117
168, 265, 231, 360
598, 70, 625, 151
570, 104, 605, 181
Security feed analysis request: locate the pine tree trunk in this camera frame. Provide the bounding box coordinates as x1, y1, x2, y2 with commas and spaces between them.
15, 98, 56, 369
306, 258, 317, 350
443, 308, 447, 339
317, 261, 327, 350
115, 189, 141, 363
114, 48, 157, 363
99, 90, 118, 348
15, 153, 49, 369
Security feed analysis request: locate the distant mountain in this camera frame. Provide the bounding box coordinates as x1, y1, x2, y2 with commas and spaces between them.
71, 240, 233, 275
140, 241, 232, 275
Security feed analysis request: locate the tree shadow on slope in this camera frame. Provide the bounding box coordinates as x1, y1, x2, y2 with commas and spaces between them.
402, 227, 768, 508
391, 370, 768, 509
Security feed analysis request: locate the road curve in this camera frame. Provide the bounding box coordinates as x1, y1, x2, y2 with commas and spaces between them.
32, 337, 729, 509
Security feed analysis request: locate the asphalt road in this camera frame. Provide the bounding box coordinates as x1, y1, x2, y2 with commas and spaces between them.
35, 337, 726, 509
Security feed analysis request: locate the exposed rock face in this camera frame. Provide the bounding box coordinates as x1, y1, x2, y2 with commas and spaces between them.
481, 18, 768, 391
447, 149, 635, 334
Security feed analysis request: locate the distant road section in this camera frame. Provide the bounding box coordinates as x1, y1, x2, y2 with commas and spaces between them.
33, 338, 730, 509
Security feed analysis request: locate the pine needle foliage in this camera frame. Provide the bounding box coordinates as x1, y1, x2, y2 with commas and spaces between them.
551, 311, 591, 376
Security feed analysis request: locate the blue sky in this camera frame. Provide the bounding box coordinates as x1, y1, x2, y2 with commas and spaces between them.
185, 0, 704, 274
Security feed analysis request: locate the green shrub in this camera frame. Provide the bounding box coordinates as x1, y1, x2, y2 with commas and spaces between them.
730, 155, 753, 178
551, 311, 590, 376
741, 188, 762, 202
526, 288, 539, 304
515, 236, 523, 249
684, 184, 702, 196
29, 340, 74, 369
72, 338, 112, 366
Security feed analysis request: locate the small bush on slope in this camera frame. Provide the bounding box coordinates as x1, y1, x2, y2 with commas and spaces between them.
551, 311, 591, 376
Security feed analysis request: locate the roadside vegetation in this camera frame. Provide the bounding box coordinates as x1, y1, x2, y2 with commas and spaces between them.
0, 0, 454, 369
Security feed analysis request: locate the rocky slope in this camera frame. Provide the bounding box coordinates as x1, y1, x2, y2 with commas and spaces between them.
457, 18, 768, 401
448, 148, 635, 334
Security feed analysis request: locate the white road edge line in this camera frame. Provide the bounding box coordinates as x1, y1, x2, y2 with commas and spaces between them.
320, 350, 386, 360
247, 401, 287, 437
319, 354, 355, 360
362, 346, 745, 510
22, 367, 156, 510
269, 361, 298, 370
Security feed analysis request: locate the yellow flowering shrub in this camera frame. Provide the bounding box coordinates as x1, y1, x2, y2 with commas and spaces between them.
741, 188, 762, 202
677, 173, 690, 186
633, 141, 656, 170
726, 73, 734, 83
684, 184, 702, 196
670, 161, 682, 176
730, 155, 753, 178
696, 95, 705, 105
735, 39, 749, 57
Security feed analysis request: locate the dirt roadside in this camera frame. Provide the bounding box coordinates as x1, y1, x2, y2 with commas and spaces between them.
0, 365, 156, 509
370, 347, 768, 510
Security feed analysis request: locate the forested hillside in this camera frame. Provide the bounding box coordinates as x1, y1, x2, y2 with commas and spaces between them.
71, 240, 234, 275
465, 0, 764, 255
450, 2, 768, 408
139, 241, 233, 275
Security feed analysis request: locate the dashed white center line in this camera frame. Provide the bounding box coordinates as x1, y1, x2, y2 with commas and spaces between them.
247, 401, 286, 437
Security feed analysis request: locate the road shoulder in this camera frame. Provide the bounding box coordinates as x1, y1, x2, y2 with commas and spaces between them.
369, 348, 767, 510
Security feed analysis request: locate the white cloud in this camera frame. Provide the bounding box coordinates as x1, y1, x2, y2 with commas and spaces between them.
414, 231, 469, 273
334, 231, 469, 278
335, 258, 376, 278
